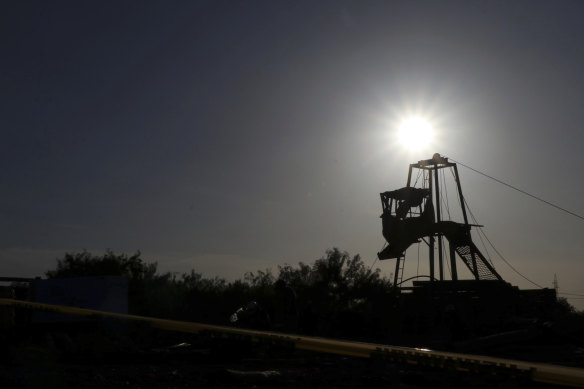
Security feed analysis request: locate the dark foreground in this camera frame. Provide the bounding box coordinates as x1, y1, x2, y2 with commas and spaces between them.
0, 328, 577, 389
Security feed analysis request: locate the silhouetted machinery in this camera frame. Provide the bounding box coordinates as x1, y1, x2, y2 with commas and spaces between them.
378, 153, 502, 286
377, 154, 556, 344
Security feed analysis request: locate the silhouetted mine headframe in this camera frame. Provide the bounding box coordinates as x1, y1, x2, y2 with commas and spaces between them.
378, 153, 503, 287
377, 155, 558, 343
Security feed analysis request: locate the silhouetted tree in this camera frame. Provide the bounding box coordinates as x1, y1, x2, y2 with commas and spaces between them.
46, 250, 156, 280
557, 297, 576, 315
275, 248, 394, 339
44, 248, 395, 336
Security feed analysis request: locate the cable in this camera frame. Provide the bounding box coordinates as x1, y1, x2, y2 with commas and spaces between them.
559, 289, 584, 295
476, 229, 494, 265
446, 157, 584, 222
463, 197, 494, 265
440, 169, 452, 220
369, 243, 385, 273
413, 169, 423, 187
456, 179, 543, 287
368, 257, 378, 274
441, 156, 576, 289
463, 196, 543, 288
443, 239, 451, 279
477, 228, 545, 289
558, 292, 584, 297
458, 187, 494, 265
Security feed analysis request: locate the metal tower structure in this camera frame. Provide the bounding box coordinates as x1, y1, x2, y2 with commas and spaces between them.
378, 153, 503, 286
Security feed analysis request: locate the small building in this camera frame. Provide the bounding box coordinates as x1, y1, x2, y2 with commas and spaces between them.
32, 276, 128, 323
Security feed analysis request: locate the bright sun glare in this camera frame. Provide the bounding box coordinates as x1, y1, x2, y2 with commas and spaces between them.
397, 117, 434, 151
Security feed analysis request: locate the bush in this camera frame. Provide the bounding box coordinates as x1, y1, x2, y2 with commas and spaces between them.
45, 248, 396, 338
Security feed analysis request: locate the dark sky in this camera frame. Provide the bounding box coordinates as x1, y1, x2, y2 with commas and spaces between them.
3, 1, 584, 306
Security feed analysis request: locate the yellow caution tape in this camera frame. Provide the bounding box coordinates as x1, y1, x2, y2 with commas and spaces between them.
1, 298, 583, 387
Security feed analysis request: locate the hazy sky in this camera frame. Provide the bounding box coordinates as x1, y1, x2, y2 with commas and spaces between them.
3, 1, 584, 307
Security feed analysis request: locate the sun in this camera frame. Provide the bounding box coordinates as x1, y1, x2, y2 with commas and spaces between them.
396, 116, 434, 151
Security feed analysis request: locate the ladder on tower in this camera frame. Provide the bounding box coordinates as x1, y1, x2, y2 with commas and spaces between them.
395, 255, 406, 285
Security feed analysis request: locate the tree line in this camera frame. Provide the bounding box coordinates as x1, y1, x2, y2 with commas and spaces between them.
44, 248, 583, 344
45, 248, 396, 340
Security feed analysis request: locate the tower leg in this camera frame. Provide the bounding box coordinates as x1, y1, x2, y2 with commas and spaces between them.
429, 236, 435, 281
449, 242, 458, 281
394, 257, 401, 286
